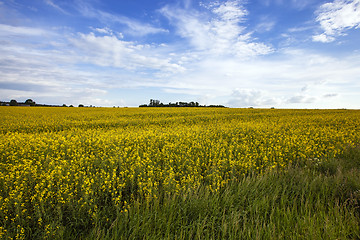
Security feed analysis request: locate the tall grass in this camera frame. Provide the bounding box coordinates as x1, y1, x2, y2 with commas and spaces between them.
91, 146, 360, 240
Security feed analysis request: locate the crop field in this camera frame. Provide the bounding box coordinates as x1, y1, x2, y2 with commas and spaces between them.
1, 107, 360, 239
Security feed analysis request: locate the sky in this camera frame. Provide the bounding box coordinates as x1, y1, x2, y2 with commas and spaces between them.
1, 0, 360, 108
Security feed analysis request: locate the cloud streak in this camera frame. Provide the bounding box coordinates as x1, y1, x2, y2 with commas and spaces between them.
0, 23, 48, 36
44, 0, 69, 15
313, 0, 360, 42
76, 1, 167, 36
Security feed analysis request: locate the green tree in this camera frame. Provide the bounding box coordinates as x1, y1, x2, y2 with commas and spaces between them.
10, 99, 18, 106
25, 99, 36, 106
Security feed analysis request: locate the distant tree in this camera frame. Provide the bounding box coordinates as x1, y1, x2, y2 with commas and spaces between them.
69, 105, 74, 107
149, 99, 161, 106
25, 99, 36, 106
78, 104, 84, 107
10, 99, 18, 106
62, 104, 67, 107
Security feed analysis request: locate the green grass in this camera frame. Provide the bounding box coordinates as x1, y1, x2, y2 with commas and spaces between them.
83, 145, 360, 240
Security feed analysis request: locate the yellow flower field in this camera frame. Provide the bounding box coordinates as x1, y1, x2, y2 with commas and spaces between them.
0, 107, 359, 238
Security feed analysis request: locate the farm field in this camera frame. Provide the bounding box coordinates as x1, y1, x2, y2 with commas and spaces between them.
1, 107, 360, 239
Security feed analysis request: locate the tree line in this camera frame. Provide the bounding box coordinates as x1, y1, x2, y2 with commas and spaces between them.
1, 98, 226, 108
0, 99, 78, 107
139, 99, 226, 108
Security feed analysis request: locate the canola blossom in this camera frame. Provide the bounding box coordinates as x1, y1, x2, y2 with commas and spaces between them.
0, 107, 359, 238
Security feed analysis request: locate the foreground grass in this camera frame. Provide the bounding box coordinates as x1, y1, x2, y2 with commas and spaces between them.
84, 146, 360, 240
3, 147, 360, 239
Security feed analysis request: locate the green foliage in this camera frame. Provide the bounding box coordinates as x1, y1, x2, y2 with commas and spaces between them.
9, 99, 18, 106
25, 99, 36, 106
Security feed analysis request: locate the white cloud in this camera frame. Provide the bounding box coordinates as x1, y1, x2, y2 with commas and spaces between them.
92, 27, 112, 35
228, 89, 279, 107
71, 32, 184, 73
160, 0, 273, 58
210, 0, 248, 22
312, 33, 336, 42
314, 0, 360, 42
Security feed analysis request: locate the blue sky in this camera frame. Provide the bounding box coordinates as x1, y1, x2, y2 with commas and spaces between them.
1, 0, 360, 108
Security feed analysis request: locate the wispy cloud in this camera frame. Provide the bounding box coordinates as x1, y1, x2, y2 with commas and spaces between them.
255, 19, 276, 33
0, 23, 47, 36
286, 95, 316, 104
160, 0, 273, 58
44, 0, 69, 15
76, 1, 167, 36
98, 11, 168, 36
261, 0, 317, 9
288, 26, 313, 33
290, 0, 318, 10
71, 32, 184, 73
313, 0, 360, 42
183, 0, 192, 9
91, 27, 113, 35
